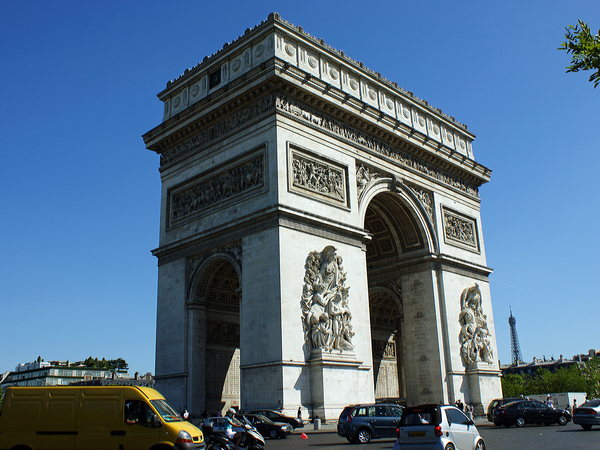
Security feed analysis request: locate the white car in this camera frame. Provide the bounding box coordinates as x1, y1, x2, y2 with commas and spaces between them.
393, 404, 485, 450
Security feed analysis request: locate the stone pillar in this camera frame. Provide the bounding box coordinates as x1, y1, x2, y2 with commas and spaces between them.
187, 300, 207, 418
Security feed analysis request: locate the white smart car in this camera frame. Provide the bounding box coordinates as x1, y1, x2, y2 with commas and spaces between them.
393, 404, 485, 450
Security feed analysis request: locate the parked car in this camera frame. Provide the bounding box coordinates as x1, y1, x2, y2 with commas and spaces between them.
493, 399, 571, 427
573, 399, 600, 430
337, 403, 404, 443
247, 409, 303, 428
487, 397, 521, 422
236, 413, 293, 438
393, 404, 484, 450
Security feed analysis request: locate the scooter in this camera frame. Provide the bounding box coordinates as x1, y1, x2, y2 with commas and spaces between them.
202, 416, 265, 450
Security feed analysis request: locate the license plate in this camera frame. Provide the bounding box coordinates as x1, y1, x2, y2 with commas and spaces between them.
409, 431, 426, 437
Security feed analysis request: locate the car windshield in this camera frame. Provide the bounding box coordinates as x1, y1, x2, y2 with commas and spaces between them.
150, 399, 183, 423
400, 406, 441, 426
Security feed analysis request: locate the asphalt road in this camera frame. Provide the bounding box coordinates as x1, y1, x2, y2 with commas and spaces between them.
261, 422, 600, 450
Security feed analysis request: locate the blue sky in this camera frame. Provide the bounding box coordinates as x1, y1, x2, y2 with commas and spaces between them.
1, 1, 598, 376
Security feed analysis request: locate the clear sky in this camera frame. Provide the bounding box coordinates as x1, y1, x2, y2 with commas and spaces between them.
1, 1, 598, 376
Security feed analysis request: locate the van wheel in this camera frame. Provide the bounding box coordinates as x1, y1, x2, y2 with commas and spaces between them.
445, 444, 455, 450
357, 428, 372, 443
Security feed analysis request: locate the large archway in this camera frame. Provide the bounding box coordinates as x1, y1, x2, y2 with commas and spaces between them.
363, 188, 429, 403
192, 258, 241, 414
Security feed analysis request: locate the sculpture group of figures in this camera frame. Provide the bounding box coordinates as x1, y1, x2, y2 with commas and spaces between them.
458, 284, 494, 365
301, 246, 354, 352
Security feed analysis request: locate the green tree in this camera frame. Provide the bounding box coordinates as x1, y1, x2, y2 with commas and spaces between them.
559, 20, 600, 88
501, 373, 526, 397
581, 357, 600, 399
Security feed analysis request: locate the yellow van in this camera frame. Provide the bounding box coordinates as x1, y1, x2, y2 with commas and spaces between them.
0, 385, 204, 450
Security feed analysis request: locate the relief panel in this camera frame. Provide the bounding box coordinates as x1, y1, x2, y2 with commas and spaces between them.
288, 145, 349, 209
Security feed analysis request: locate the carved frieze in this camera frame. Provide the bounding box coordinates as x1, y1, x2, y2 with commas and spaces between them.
356, 163, 386, 197
168, 150, 265, 227
442, 207, 479, 252
289, 146, 348, 208
277, 95, 479, 198
372, 339, 396, 358
161, 95, 276, 166
301, 246, 354, 352
458, 284, 493, 365
409, 186, 434, 223
207, 321, 240, 345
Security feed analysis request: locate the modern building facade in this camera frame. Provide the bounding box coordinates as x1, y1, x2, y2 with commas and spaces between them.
143, 13, 502, 419
0, 361, 129, 388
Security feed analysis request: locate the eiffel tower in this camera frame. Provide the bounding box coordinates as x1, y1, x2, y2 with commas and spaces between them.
508, 307, 523, 365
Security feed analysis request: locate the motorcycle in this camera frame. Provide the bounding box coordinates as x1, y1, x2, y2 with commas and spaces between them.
202, 416, 265, 450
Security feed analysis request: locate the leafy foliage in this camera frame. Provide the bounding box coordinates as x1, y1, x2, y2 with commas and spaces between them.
559, 20, 600, 88
80, 357, 129, 370
501, 359, 599, 398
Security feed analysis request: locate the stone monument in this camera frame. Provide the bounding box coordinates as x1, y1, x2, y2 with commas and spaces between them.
142, 13, 502, 419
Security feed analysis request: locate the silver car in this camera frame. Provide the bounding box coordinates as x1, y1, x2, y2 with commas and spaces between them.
393, 404, 485, 450
573, 399, 600, 430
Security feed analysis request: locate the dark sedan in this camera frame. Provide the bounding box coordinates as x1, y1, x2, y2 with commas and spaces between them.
573, 399, 600, 430
237, 414, 293, 439
248, 409, 304, 429
493, 399, 571, 427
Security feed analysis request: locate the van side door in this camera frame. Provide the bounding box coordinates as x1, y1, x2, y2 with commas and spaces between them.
120, 399, 160, 450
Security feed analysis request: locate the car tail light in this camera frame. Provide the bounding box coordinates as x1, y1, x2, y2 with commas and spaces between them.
396, 427, 400, 439
435, 425, 442, 437
586, 410, 597, 415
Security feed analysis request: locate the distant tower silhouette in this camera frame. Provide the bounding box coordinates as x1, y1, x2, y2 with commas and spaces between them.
508, 307, 523, 365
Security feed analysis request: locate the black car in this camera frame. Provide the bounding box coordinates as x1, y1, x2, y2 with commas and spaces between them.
337, 403, 404, 443
493, 399, 571, 427
247, 409, 304, 429
487, 397, 521, 422
236, 413, 293, 439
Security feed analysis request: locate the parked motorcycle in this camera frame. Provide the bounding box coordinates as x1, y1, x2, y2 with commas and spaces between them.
202, 416, 265, 450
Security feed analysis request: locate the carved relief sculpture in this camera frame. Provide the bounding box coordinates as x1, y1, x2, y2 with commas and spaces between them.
458, 284, 494, 365
301, 246, 354, 352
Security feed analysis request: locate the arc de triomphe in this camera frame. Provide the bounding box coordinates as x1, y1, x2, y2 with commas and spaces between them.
142, 13, 502, 420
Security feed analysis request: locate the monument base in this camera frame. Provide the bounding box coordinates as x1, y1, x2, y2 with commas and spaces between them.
308, 349, 365, 421
466, 361, 502, 415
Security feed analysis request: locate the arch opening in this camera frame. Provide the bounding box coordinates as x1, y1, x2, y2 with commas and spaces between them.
365, 190, 428, 403
193, 259, 241, 414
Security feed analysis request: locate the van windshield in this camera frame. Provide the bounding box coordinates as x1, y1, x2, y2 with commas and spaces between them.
150, 399, 183, 423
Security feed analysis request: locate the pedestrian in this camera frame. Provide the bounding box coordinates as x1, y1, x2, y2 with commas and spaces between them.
183, 409, 190, 421
279, 405, 284, 413
297, 407, 302, 420
573, 399, 577, 411
546, 396, 554, 408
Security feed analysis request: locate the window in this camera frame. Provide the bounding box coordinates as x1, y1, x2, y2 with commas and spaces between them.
446, 408, 469, 425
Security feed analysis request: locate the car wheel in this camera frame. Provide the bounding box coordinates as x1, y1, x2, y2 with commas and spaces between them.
476, 439, 486, 450
557, 415, 568, 426
357, 428, 372, 444
269, 429, 278, 439
445, 444, 455, 450
581, 424, 592, 431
